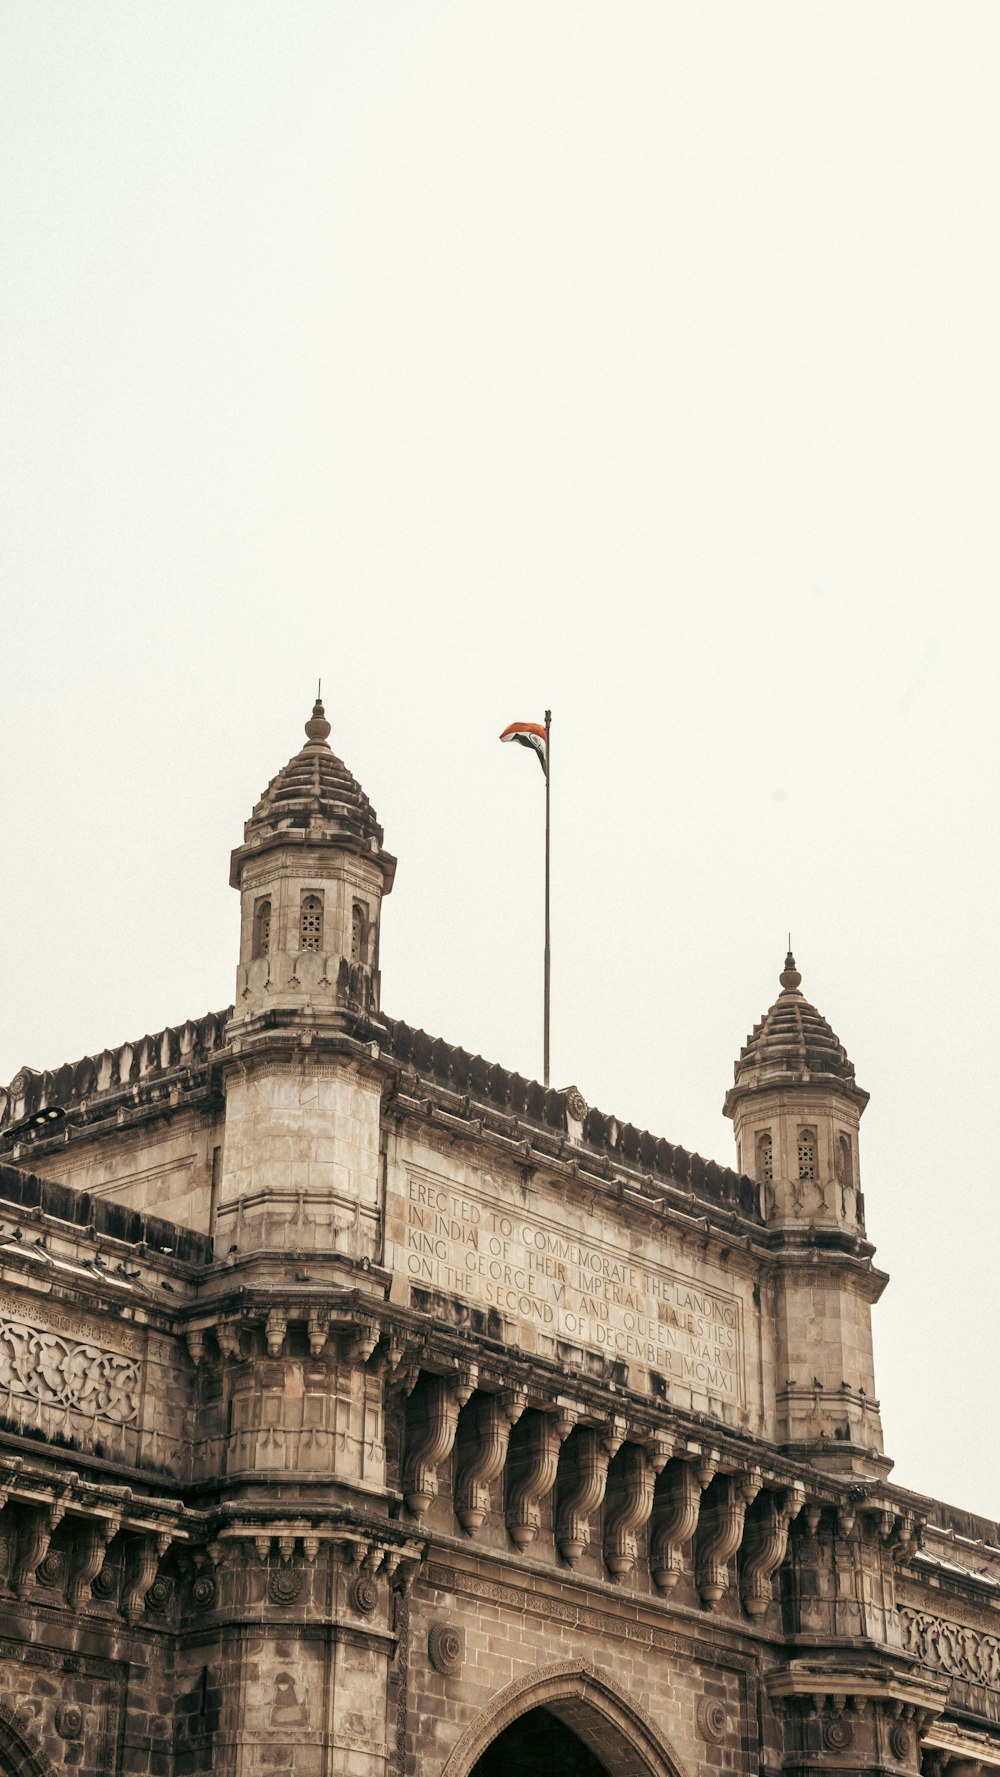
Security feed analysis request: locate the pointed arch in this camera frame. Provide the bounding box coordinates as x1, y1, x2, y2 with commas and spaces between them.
440, 1659, 688, 1777
0, 1701, 56, 1777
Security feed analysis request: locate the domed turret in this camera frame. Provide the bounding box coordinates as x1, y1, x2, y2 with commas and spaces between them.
724, 952, 867, 1223
726, 952, 866, 1108
229, 698, 395, 1027
724, 953, 887, 1476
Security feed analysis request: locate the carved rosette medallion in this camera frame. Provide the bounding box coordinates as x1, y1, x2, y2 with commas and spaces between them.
351, 1574, 379, 1616
55, 1703, 84, 1740
191, 1574, 217, 1613
696, 1698, 729, 1745
428, 1622, 465, 1677
268, 1567, 303, 1605
92, 1559, 119, 1600
890, 1725, 912, 1763
823, 1719, 854, 1752
35, 1551, 65, 1589
144, 1575, 173, 1615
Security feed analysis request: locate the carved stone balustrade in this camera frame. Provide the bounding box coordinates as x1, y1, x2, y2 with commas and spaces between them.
695, 1467, 762, 1608
454, 1387, 527, 1533
556, 1418, 626, 1565
650, 1452, 717, 1592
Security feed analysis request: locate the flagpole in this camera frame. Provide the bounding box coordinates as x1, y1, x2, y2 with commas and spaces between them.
544, 708, 551, 1088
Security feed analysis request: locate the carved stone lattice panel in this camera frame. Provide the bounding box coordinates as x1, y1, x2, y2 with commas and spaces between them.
899, 1605, 1000, 1693
0, 1318, 138, 1426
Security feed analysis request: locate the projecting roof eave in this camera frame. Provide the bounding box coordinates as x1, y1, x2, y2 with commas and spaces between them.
229, 830, 397, 892
723, 1067, 870, 1119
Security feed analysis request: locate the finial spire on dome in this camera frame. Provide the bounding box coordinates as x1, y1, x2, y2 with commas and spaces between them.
779, 949, 801, 993
304, 688, 331, 745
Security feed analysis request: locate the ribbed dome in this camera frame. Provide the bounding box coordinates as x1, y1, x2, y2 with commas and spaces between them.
230, 699, 395, 887
729, 952, 866, 1103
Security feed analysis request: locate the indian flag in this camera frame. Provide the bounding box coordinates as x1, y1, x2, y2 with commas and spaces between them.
499, 719, 548, 777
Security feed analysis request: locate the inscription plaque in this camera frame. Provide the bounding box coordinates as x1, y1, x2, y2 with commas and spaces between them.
403, 1170, 744, 1404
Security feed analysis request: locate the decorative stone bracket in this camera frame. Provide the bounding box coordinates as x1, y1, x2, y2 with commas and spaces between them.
650, 1451, 718, 1592
455, 1388, 527, 1533
740, 1482, 805, 1618
603, 1436, 672, 1580
68, 1513, 121, 1612
556, 1418, 627, 1565
123, 1529, 173, 1623
506, 1407, 576, 1550
403, 1371, 477, 1516
695, 1467, 762, 1609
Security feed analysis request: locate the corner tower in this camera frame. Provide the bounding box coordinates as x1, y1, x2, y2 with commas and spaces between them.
217, 701, 395, 1259
725, 953, 889, 1477
229, 696, 395, 1030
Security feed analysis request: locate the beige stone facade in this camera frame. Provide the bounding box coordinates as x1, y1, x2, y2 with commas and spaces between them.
0, 702, 995, 1777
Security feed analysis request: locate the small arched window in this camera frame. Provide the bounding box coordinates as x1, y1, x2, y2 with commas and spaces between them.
299, 892, 324, 952
837, 1133, 853, 1188
351, 902, 368, 965
253, 899, 271, 960
755, 1130, 773, 1186
797, 1127, 817, 1182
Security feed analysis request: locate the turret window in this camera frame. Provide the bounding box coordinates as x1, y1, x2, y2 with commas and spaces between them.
351, 902, 368, 966
253, 899, 271, 959
797, 1127, 817, 1182
299, 893, 324, 952
756, 1131, 773, 1185
837, 1133, 853, 1188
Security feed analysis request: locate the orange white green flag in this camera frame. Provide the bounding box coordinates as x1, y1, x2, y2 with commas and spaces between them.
498, 719, 548, 778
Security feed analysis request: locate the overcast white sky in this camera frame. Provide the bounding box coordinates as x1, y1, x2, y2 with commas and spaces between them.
1, 5, 998, 1517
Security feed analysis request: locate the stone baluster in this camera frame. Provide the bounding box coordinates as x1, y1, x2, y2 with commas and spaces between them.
650, 1451, 717, 1592
695, 1467, 762, 1609
506, 1407, 576, 1549
455, 1388, 527, 1533
740, 1482, 804, 1618
68, 1515, 120, 1613
603, 1437, 672, 1580
556, 1417, 626, 1565
402, 1373, 467, 1516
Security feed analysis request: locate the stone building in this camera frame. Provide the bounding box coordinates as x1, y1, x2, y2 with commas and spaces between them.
0, 701, 996, 1777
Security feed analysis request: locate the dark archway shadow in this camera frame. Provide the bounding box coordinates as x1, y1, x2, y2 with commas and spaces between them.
472, 1706, 611, 1777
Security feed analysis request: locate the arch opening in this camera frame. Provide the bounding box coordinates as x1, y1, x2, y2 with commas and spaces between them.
441, 1661, 686, 1777
471, 1707, 610, 1777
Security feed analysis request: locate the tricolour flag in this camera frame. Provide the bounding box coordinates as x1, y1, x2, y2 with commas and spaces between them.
499, 719, 547, 777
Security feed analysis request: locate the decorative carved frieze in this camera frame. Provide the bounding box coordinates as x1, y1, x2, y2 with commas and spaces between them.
0, 1318, 138, 1425
603, 1439, 671, 1580
455, 1389, 526, 1533
505, 1410, 570, 1549
740, 1484, 805, 1618
402, 1374, 462, 1516
556, 1419, 626, 1565
650, 1455, 714, 1592
695, 1468, 762, 1609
